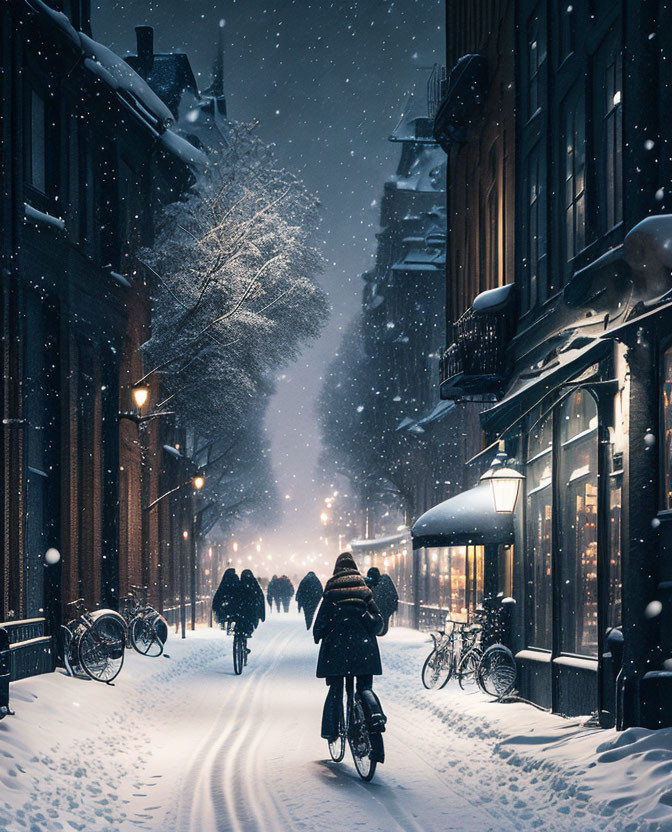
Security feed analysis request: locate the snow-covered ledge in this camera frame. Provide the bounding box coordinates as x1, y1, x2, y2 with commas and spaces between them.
24, 203, 65, 232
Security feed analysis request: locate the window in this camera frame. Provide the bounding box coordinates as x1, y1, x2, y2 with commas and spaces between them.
419, 545, 484, 624
485, 142, 501, 292
29, 90, 46, 193
602, 49, 623, 229
559, 4, 575, 64
524, 144, 547, 310
608, 470, 622, 629
557, 391, 599, 657
525, 410, 553, 649
527, 10, 546, 119
563, 87, 587, 264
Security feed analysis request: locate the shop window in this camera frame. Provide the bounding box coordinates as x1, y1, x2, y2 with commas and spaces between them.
608, 471, 622, 630
662, 345, 672, 509
563, 86, 587, 266
419, 545, 484, 623
558, 390, 599, 657
525, 410, 553, 649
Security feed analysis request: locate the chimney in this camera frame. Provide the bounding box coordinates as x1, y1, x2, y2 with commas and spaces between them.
135, 26, 154, 75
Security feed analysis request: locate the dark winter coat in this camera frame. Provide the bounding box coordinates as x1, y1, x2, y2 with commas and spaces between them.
212, 568, 240, 627
240, 569, 266, 631
267, 575, 279, 608
367, 570, 399, 636
277, 575, 295, 601
296, 572, 323, 629
313, 563, 384, 678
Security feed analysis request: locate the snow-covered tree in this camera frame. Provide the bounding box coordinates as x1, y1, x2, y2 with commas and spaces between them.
140, 122, 328, 437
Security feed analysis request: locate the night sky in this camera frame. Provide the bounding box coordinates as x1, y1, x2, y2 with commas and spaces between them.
93, 0, 444, 567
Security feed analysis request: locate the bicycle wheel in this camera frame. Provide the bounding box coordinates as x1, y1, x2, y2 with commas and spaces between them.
60, 625, 74, 676
130, 614, 163, 658
233, 632, 245, 675
328, 685, 346, 763
348, 695, 376, 781
457, 646, 482, 690
477, 644, 517, 698
421, 644, 453, 689
78, 616, 125, 683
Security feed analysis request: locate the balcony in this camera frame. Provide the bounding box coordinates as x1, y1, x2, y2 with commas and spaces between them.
440, 284, 516, 399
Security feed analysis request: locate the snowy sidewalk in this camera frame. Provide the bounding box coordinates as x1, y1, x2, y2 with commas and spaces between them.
1, 616, 671, 831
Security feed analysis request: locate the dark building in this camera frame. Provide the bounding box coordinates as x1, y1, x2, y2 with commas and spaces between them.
415, 0, 672, 729
0, 0, 204, 677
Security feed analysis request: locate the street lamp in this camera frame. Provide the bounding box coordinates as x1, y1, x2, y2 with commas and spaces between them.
193, 474, 205, 491
480, 452, 525, 514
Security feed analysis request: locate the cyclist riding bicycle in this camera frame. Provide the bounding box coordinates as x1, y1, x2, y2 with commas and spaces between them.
313, 552, 387, 753
212, 567, 241, 631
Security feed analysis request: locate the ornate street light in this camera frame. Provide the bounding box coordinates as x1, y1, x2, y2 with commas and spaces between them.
480, 452, 525, 514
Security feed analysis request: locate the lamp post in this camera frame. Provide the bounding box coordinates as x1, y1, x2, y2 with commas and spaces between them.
480, 451, 525, 514
145, 459, 204, 640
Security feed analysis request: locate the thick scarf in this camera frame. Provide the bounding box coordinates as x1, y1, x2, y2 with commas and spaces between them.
324, 568, 373, 604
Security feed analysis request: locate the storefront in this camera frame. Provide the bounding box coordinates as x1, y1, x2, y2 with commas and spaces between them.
411, 483, 514, 629
350, 531, 414, 626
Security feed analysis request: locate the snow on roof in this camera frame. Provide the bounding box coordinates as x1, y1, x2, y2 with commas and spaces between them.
79, 33, 174, 128
25, 0, 80, 48
160, 130, 208, 169
471, 283, 514, 313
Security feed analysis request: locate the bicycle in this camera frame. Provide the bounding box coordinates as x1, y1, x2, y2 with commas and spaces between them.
328, 676, 384, 782
421, 619, 481, 690
60, 599, 126, 684
121, 586, 168, 658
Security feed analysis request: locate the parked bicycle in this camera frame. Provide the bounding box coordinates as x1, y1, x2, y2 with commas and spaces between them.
120, 585, 168, 658
60, 599, 126, 684
421, 597, 517, 698
421, 618, 481, 690
328, 676, 383, 782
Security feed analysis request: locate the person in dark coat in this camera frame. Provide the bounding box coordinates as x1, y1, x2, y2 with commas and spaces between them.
366, 567, 399, 636
239, 569, 266, 633
296, 571, 323, 629
267, 575, 281, 612
313, 553, 387, 743
280, 575, 295, 612
212, 568, 241, 630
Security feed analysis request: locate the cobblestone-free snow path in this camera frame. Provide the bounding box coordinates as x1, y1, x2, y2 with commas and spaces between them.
2, 614, 671, 831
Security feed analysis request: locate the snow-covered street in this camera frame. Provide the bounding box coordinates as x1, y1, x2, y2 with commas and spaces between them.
2, 615, 672, 832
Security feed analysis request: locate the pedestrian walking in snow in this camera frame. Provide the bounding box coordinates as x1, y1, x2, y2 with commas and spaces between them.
267, 575, 281, 612
366, 567, 399, 636
313, 552, 387, 744
277, 575, 295, 612
296, 571, 323, 628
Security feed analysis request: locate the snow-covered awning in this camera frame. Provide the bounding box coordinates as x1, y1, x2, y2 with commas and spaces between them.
411, 482, 514, 549
350, 530, 411, 554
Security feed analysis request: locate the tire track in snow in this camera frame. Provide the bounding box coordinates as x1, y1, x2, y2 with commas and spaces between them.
177, 622, 297, 832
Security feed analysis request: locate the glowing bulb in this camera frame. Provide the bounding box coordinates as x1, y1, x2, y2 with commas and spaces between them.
132, 386, 149, 409
192, 475, 205, 490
